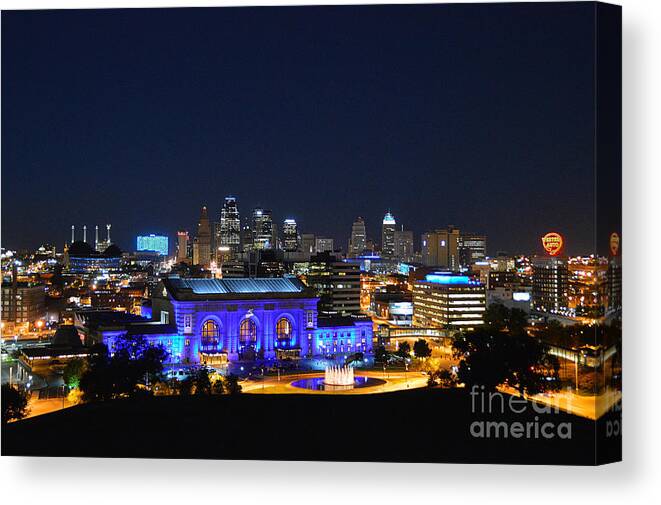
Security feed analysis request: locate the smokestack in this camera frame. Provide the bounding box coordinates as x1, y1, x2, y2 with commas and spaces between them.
95, 225, 99, 251
83, 225, 87, 243
106, 224, 111, 245
71, 225, 75, 244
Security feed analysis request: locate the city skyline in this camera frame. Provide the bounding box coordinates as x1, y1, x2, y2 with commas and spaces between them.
3, 4, 601, 255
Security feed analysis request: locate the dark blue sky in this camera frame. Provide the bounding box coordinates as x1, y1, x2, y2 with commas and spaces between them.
2, 3, 597, 255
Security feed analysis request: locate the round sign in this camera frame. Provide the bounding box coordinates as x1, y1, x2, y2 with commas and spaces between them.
610, 232, 620, 256
541, 232, 563, 256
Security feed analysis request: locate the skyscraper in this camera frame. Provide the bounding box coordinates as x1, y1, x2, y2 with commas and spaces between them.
315, 237, 334, 253
381, 212, 396, 258
252, 208, 274, 250
176, 231, 189, 263
349, 217, 366, 257
393, 229, 414, 262
458, 233, 487, 268
283, 219, 299, 252
219, 196, 241, 256
421, 226, 461, 270
194, 206, 212, 268
532, 256, 569, 315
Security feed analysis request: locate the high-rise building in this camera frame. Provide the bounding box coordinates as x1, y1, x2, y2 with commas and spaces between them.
421, 226, 461, 270
315, 237, 334, 253
241, 222, 253, 252
219, 196, 241, 256
393, 229, 414, 262
301, 233, 315, 255
349, 217, 367, 257
252, 208, 274, 250
1, 273, 46, 331
137, 234, 169, 256
532, 256, 569, 315
283, 219, 299, 252
194, 206, 212, 268
412, 272, 486, 329
307, 252, 361, 315
176, 231, 189, 263
458, 233, 487, 268
381, 212, 396, 257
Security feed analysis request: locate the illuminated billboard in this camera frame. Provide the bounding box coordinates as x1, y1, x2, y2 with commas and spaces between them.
541, 232, 563, 256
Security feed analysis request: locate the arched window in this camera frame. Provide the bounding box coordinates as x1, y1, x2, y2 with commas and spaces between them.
201, 320, 220, 351
239, 318, 257, 346
276, 318, 292, 340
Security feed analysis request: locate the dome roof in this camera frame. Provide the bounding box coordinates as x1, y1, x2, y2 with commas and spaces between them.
52, 325, 83, 348
68, 241, 94, 257
103, 244, 123, 257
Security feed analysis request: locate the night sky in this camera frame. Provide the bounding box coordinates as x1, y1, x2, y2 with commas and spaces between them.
2, 3, 599, 255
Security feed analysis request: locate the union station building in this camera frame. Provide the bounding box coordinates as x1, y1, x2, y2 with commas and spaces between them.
80, 276, 373, 365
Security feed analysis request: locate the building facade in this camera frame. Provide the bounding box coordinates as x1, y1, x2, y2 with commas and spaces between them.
283, 219, 299, 252
176, 231, 189, 263
349, 217, 367, 257
252, 208, 274, 250
306, 252, 361, 315
139, 276, 374, 364
532, 256, 569, 315
194, 206, 212, 268
137, 234, 169, 256
381, 212, 396, 257
412, 272, 486, 330
421, 227, 461, 270
219, 196, 241, 256
458, 233, 487, 268
393, 229, 414, 262
1, 281, 46, 330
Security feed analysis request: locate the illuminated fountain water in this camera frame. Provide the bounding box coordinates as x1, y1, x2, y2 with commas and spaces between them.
324, 365, 354, 386
290, 363, 385, 392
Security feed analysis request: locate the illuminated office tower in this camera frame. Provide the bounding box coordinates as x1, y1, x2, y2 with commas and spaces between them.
252, 208, 273, 250
307, 252, 361, 315
137, 234, 169, 256
393, 228, 414, 262
283, 219, 299, 252
412, 272, 486, 329
176, 231, 189, 262
421, 226, 461, 270
241, 222, 253, 252
532, 256, 569, 315
194, 206, 212, 268
381, 212, 396, 257
219, 196, 241, 255
458, 233, 487, 268
349, 217, 367, 257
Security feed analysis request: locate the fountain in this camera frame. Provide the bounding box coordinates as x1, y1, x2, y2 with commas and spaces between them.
324, 365, 354, 386
290, 363, 385, 392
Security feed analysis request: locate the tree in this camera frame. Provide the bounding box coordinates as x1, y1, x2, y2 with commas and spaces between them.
396, 341, 411, 359
412, 339, 432, 359
212, 378, 225, 395
191, 367, 212, 395
79, 336, 169, 402
2, 384, 29, 424
63, 358, 87, 389
484, 303, 528, 336
452, 327, 560, 396
374, 345, 390, 363
224, 374, 242, 395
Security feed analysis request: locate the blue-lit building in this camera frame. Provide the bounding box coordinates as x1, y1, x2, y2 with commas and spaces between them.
137, 234, 169, 256
412, 271, 486, 330
65, 241, 122, 274
78, 276, 373, 366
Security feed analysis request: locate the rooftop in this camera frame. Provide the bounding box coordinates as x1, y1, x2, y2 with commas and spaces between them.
162, 276, 316, 301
